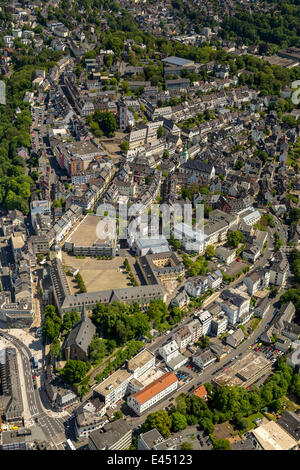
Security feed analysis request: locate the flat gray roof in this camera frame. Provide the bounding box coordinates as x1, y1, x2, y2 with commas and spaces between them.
162, 56, 194, 67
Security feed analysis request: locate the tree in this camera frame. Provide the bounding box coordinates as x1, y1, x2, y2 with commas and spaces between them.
143, 410, 172, 438
62, 359, 91, 385
199, 417, 214, 434
198, 335, 210, 349
89, 337, 108, 364
274, 232, 283, 252
205, 245, 215, 260
93, 111, 118, 137
147, 300, 168, 326
120, 141, 129, 152
157, 125, 165, 139
171, 411, 188, 432
113, 410, 123, 421
234, 414, 249, 432
49, 338, 61, 359
234, 159, 243, 170
227, 230, 244, 248
213, 438, 232, 450
181, 442, 193, 450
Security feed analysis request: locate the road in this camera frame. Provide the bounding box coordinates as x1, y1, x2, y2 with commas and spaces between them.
124, 287, 284, 429
0, 330, 67, 446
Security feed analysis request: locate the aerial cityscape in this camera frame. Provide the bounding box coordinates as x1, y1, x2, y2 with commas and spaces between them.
0, 0, 300, 454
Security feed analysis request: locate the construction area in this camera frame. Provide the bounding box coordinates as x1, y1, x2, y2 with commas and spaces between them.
213, 351, 272, 388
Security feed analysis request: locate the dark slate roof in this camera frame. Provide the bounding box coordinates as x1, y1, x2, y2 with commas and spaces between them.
181, 159, 214, 173
63, 316, 96, 354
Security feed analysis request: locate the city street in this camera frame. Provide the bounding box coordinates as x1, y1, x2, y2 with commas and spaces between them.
0, 330, 67, 447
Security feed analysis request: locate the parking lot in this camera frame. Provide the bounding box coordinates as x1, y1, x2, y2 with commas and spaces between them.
170, 425, 213, 450
174, 367, 194, 386
248, 342, 284, 364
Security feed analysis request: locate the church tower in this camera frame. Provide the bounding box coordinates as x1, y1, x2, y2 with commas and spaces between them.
180, 143, 189, 165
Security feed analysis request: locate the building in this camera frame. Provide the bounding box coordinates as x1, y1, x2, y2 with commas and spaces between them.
94, 369, 133, 407
210, 312, 228, 337
0, 348, 24, 424
277, 411, 300, 443
133, 237, 170, 256
50, 257, 166, 315
243, 269, 270, 296
159, 340, 179, 363
0, 429, 32, 450
185, 276, 208, 298
137, 251, 185, 286
138, 429, 176, 450
173, 222, 205, 254
64, 214, 116, 258
255, 297, 271, 318
269, 252, 289, 286
192, 348, 216, 370
226, 328, 244, 348
247, 420, 298, 450
127, 349, 156, 380
198, 310, 212, 336
62, 315, 96, 361
74, 398, 108, 440
193, 384, 208, 400
172, 326, 192, 352
88, 419, 132, 450
206, 270, 223, 289
220, 288, 250, 326
127, 372, 178, 416
119, 99, 128, 130
186, 319, 202, 343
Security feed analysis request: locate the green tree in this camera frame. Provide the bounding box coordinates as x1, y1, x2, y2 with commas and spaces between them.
143, 410, 172, 438
93, 111, 118, 137
227, 231, 244, 248
62, 359, 91, 385
113, 410, 123, 421
198, 335, 210, 349
49, 338, 61, 359
157, 125, 165, 139
213, 438, 232, 450
181, 442, 193, 450
120, 141, 129, 152
171, 411, 188, 432
205, 245, 215, 260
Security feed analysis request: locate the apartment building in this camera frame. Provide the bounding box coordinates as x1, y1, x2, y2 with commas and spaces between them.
127, 349, 156, 380
159, 340, 179, 363
192, 348, 217, 370
269, 252, 289, 286
186, 319, 202, 343
210, 312, 228, 336
215, 246, 236, 265
243, 268, 270, 296
173, 222, 205, 254
127, 372, 178, 416
185, 276, 208, 298
94, 369, 133, 407
172, 326, 192, 352
220, 288, 250, 326
88, 420, 132, 450
198, 310, 212, 336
